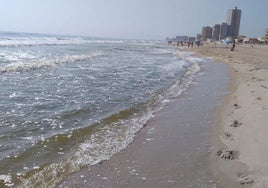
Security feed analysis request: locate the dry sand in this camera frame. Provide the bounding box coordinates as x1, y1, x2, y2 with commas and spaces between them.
189, 43, 268, 188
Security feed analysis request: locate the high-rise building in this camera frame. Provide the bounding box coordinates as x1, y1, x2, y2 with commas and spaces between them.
220, 22, 229, 40
227, 6, 242, 39
213, 24, 221, 40
202, 26, 213, 40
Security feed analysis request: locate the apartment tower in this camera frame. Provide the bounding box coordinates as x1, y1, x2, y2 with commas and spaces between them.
227, 6, 242, 39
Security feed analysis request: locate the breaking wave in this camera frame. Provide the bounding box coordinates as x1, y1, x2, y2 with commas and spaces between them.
0, 36, 125, 47
16, 56, 202, 188
0, 53, 101, 73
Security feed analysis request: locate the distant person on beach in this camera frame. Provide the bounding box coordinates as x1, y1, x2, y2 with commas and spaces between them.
231, 41, 235, 51
191, 41, 194, 48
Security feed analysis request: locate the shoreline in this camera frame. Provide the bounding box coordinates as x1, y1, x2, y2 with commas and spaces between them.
58, 52, 229, 187
188, 43, 268, 187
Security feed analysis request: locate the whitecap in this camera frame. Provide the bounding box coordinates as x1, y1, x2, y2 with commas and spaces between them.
0, 174, 13, 187
0, 53, 102, 73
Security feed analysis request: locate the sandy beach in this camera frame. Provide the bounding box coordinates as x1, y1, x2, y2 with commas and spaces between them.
189, 43, 268, 187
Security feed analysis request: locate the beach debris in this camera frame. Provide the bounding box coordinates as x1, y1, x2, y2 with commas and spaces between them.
238, 174, 254, 185
256, 97, 262, 100
261, 85, 268, 89
217, 149, 239, 160
230, 120, 242, 127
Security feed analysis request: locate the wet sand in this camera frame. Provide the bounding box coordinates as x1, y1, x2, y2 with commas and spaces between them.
58, 57, 229, 187
190, 44, 268, 188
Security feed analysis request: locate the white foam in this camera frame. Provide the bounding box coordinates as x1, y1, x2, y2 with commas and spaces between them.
0, 36, 124, 47
33, 166, 40, 170
0, 175, 13, 187
19, 111, 155, 187
187, 57, 205, 63
177, 51, 207, 64
151, 48, 172, 54
0, 53, 101, 73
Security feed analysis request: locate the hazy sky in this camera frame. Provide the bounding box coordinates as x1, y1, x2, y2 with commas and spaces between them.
0, 0, 267, 39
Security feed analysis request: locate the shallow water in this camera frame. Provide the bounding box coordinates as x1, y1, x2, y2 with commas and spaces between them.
58, 53, 230, 188
0, 32, 203, 187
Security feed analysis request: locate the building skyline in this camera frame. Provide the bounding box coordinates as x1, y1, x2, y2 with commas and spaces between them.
170, 6, 266, 42
227, 6, 242, 39
199, 6, 242, 41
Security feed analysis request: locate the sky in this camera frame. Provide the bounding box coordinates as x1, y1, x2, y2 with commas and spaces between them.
0, 0, 267, 39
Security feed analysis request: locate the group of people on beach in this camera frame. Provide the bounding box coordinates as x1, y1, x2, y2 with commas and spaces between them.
175, 41, 195, 48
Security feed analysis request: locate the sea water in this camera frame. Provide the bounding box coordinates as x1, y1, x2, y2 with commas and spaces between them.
0, 32, 203, 187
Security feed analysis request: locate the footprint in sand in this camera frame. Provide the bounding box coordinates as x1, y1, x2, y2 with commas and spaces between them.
234, 103, 241, 109
217, 149, 239, 160
249, 67, 261, 72
223, 132, 232, 140
252, 77, 264, 82
230, 120, 242, 127
238, 173, 254, 185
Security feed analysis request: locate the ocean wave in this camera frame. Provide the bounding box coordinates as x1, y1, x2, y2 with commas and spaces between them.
0, 37, 125, 47
16, 106, 154, 187
0, 53, 101, 73
15, 54, 202, 188
1, 42, 203, 187
0, 37, 77, 47
151, 48, 173, 55
176, 50, 206, 64
0, 51, 36, 62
